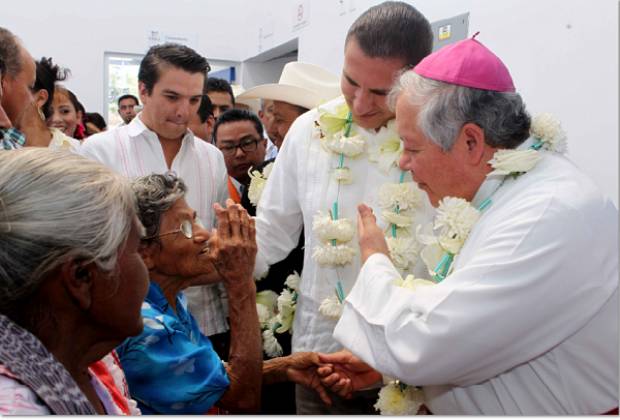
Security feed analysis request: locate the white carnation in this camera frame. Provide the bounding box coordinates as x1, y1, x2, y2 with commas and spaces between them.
488, 149, 541, 176
333, 167, 353, 184
382, 209, 414, 228
318, 295, 343, 319
247, 168, 268, 206
262, 329, 283, 358
284, 271, 301, 292
387, 236, 420, 271
374, 382, 425, 416
312, 243, 356, 266
368, 131, 403, 173
275, 289, 296, 334
313, 212, 355, 243
531, 113, 567, 154
434, 197, 480, 254
378, 182, 421, 211
322, 134, 366, 157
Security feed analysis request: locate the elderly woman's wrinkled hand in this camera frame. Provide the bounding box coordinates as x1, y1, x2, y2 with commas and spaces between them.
208, 199, 257, 285
317, 350, 382, 399
282, 352, 332, 406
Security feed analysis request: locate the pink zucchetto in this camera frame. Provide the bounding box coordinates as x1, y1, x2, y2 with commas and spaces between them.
413, 32, 515, 92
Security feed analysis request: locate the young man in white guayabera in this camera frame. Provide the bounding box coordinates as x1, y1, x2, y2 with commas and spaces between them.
253, 1, 435, 414
318, 36, 619, 415
81, 44, 232, 357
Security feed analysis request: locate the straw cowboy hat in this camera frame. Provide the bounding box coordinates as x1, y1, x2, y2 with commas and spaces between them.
231, 84, 261, 113
237, 62, 341, 110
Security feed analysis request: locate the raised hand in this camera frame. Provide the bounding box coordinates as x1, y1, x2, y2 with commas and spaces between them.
357, 204, 390, 264
317, 350, 382, 399
208, 199, 257, 285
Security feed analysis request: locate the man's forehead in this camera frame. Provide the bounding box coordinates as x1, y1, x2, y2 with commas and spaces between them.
207, 91, 233, 106
217, 121, 260, 141
153, 67, 204, 96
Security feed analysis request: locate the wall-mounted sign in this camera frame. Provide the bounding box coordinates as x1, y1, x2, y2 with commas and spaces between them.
292, 0, 310, 31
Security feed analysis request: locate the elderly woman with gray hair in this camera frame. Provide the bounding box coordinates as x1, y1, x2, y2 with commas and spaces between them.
0, 148, 148, 414
116, 172, 330, 414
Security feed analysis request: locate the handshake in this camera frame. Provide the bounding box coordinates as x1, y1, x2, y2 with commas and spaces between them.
286, 349, 382, 405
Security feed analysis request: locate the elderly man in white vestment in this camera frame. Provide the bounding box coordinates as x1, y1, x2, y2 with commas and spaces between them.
81, 44, 231, 351
253, 1, 436, 414
317, 35, 619, 415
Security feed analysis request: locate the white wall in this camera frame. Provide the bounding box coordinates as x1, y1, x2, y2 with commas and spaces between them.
1, 0, 617, 204
0, 0, 256, 114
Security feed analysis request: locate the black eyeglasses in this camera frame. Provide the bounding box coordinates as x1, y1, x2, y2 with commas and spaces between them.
218, 137, 260, 156
143, 217, 205, 241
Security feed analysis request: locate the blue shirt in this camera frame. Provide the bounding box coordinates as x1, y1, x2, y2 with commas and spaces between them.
116, 282, 230, 414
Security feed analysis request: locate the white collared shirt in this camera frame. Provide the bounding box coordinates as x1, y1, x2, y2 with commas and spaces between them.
334, 152, 619, 415
81, 114, 230, 336
254, 96, 435, 354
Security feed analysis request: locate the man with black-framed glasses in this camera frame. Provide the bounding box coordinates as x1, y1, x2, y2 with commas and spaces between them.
213, 108, 267, 203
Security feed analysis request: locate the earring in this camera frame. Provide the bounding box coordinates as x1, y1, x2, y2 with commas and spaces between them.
37, 107, 46, 121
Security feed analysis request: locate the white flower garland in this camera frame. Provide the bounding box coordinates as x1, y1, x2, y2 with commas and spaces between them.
247, 162, 274, 206
374, 381, 425, 415
313, 103, 427, 321
367, 120, 403, 174
258, 272, 301, 357
489, 113, 567, 177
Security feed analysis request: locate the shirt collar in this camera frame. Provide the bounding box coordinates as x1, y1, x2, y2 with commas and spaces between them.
128, 112, 195, 146
146, 281, 172, 312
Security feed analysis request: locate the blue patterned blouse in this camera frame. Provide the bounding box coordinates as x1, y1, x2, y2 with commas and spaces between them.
116, 282, 230, 414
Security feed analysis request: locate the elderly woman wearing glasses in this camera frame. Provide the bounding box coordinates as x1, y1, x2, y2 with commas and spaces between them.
116, 173, 329, 414
0, 149, 148, 414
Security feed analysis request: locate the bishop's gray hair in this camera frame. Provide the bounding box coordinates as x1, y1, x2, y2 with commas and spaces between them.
0, 148, 137, 310
131, 173, 187, 241
390, 71, 531, 150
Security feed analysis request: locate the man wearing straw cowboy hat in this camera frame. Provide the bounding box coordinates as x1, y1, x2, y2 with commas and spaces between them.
233, 61, 340, 414
250, 1, 436, 414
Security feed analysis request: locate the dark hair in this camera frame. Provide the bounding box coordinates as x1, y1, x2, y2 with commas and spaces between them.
197, 91, 213, 123
213, 108, 263, 144
55, 86, 85, 139
345, 1, 433, 68
34, 57, 69, 119
83, 112, 107, 131
0, 56, 5, 75
138, 43, 211, 95
0, 27, 22, 77
117, 94, 139, 107
206, 77, 235, 106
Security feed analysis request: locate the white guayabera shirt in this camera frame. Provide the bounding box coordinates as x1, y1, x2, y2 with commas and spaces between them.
81, 114, 230, 336
254, 96, 435, 355
334, 152, 619, 415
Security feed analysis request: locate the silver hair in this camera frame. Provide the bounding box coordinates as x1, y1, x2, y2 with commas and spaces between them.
131, 173, 187, 240
389, 71, 531, 150
0, 148, 137, 308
